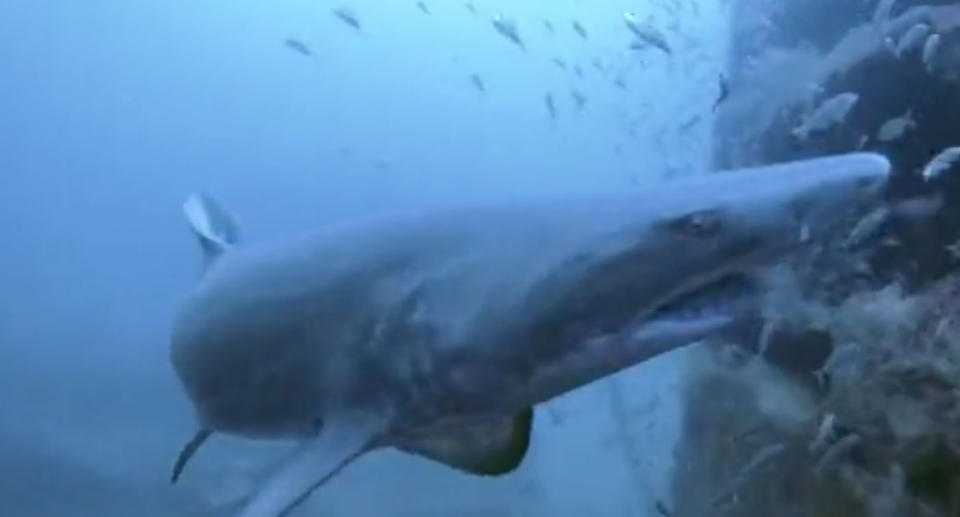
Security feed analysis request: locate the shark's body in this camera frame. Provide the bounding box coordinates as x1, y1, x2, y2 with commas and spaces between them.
169, 153, 890, 516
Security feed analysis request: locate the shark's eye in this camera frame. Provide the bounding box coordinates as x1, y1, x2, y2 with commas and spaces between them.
664, 208, 724, 237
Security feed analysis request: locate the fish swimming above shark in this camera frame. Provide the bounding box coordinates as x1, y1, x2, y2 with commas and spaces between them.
169, 153, 891, 517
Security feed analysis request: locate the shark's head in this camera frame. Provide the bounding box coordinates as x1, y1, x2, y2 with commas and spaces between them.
500, 153, 890, 407
653, 151, 890, 262
615, 152, 890, 325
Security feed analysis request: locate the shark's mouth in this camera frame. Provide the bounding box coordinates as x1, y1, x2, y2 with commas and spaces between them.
648, 272, 757, 324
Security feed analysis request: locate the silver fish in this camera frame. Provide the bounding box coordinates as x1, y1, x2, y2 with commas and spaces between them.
492, 14, 524, 50
876, 108, 916, 142
844, 206, 890, 250
571, 89, 586, 111
470, 73, 485, 92
791, 92, 859, 140
545, 92, 557, 119
625, 12, 672, 55
895, 23, 931, 56
922, 146, 960, 182
923, 33, 941, 73
283, 38, 312, 57
332, 7, 361, 31
572, 20, 588, 39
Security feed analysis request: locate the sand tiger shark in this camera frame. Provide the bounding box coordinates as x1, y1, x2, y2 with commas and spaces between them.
169, 153, 890, 516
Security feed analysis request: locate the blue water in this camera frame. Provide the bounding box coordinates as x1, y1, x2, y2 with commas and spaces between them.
0, 1, 727, 515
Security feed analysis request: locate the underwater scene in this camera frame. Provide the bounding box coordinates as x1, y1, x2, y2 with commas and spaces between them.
5, 0, 960, 516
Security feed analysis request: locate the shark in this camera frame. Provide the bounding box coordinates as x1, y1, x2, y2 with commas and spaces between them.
169, 152, 890, 516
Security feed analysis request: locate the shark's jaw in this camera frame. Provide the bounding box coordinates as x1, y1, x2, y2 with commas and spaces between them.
491, 266, 767, 413
647, 271, 755, 325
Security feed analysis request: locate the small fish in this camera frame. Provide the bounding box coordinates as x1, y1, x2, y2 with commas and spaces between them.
470, 73, 485, 92
923, 33, 941, 73
571, 89, 587, 111
544, 20, 554, 33
545, 93, 557, 119
712, 74, 729, 112
895, 23, 931, 56
922, 146, 960, 182
573, 64, 583, 77
572, 20, 588, 39
625, 12, 672, 55
809, 413, 836, 455
614, 77, 628, 90
814, 342, 870, 391
876, 108, 916, 142
844, 206, 890, 250
791, 92, 859, 140
946, 239, 960, 261
492, 14, 524, 50
465, 2, 476, 14
552, 57, 567, 69
591, 59, 605, 72
417, 2, 430, 14
333, 7, 361, 31
857, 134, 870, 149
284, 38, 312, 56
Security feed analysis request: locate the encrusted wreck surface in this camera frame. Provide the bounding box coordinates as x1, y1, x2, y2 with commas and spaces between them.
671, 2, 960, 516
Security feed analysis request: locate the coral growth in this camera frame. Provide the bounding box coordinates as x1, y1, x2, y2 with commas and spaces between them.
673, 271, 960, 517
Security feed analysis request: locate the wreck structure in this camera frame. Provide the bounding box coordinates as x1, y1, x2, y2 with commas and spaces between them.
671, 2, 960, 516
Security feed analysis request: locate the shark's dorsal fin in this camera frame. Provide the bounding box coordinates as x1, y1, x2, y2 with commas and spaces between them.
236, 412, 386, 517
399, 408, 534, 476
183, 193, 240, 270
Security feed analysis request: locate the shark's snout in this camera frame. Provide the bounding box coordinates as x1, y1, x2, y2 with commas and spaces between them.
723, 153, 889, 240
778, 152, 891, 240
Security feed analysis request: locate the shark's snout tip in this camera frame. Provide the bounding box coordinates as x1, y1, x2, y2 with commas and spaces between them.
847, 151, 892, 178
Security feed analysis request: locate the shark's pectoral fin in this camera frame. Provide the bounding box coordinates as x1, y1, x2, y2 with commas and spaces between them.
171, 428, 212, 483
183, 193, 241, 269
236, 412, 385, 517
399, 408, 534, 476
